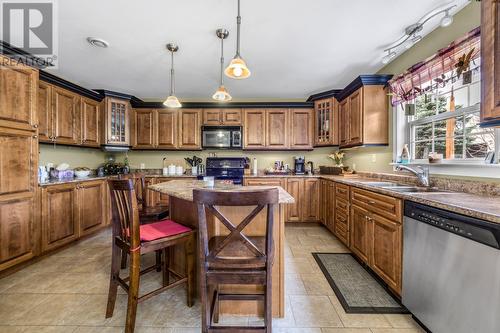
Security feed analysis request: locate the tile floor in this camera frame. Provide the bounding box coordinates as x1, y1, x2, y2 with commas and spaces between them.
0, 225, 424, 333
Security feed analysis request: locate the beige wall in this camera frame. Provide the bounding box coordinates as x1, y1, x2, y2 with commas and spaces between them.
39, 144, 338, 170
342, 2, 481, 174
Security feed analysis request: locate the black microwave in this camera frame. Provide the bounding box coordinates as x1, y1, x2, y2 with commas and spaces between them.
202, 126, 242, 149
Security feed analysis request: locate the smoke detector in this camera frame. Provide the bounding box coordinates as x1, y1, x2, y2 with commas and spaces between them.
86, 37, 109, 48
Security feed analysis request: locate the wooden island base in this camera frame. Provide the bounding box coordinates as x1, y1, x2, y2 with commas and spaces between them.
166, 196, 286, 317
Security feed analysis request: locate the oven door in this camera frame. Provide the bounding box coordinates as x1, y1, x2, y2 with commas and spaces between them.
203, 130, 231, 148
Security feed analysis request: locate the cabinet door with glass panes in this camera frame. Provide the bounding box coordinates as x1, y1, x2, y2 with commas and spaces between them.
106, 97, 130, 145
314, 98, 338, 146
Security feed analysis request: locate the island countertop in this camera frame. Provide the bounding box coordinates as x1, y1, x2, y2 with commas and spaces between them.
149, 179, 295, 204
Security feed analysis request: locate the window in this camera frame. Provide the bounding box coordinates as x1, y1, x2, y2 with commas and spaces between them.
407, 65, 496, 161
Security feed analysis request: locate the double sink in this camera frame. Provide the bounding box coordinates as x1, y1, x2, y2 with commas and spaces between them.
359, 181, 445, 193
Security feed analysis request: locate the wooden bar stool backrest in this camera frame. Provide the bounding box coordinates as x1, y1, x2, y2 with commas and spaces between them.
118, 173, 147, 208
193, 189, 279, 269
108, 179, 141, 251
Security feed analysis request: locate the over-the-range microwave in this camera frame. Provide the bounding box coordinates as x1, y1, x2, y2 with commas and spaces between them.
202, 126, 242, 149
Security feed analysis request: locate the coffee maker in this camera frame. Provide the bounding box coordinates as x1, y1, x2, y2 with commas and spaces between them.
294, 156, 305, 175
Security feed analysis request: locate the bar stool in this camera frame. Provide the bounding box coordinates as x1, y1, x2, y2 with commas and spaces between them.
118, 173, 169, 270
106, 179, 195, 333
193, 188, 279, 333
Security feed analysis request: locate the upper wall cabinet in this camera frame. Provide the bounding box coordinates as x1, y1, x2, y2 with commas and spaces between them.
290, 108, 313, 150
178, 109, 202, 150
243, 109, 267, 149
132, 109, 177, 149
203, 109, 242, 126
38, 81, 101, 147
480, 0, 500, 126
0, 55, 38, 131
314, 98, 338, 146
338, 83, 389, 148
103, 97, 130, 146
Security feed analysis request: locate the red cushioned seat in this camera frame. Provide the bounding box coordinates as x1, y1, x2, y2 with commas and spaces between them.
138, 219, 192, 242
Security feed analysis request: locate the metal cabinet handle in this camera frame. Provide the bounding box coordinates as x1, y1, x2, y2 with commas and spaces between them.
368, 200, 376, 205
33, 124, 38, 128
33, 135, 38, 139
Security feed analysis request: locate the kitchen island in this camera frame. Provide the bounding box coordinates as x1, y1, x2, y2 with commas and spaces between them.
149, 179, 294, 318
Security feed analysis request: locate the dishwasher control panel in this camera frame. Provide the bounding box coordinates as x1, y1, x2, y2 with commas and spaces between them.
405, 201, 500, 249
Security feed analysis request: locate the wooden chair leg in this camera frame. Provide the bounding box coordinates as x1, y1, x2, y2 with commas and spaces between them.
200, 270, 210, 332
186, 235, 195, 307
106, 243, 121, 318
213, 284, 220, 324
265, 271, 272, 333
155, 250, 162, 272
125, 249, 141, 333
162, 247, 170, 287
120, 250, 127, 269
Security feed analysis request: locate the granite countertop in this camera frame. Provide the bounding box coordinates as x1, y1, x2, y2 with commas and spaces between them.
319, 175, 500, 224
149, 179, 294, 204
39, 175, 108, 186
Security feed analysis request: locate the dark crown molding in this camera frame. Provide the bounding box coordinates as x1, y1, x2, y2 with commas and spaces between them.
40, 70, 103, 101
93, 89, 143, 104
306, 89, 343, 102
307, 75, 394, 102
131, 101, 314, 109
0, 40, 52, 69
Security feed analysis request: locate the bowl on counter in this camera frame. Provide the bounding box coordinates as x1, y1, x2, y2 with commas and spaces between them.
74, 170, 91, 178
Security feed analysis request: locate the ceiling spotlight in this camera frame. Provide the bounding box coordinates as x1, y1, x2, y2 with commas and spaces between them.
86, 37, 109, 48
405, 34, 422, 49
382, 50, 397, 65
440, 10, 453, 27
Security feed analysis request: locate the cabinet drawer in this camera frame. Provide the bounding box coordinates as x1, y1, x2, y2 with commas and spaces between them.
335, 183, 350, 201
335, 197, 349, 215
334, 213, 349, 246
351, 188, 402, 223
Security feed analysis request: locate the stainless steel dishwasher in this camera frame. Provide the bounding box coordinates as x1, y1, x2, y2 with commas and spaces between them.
403, 201, 500, 333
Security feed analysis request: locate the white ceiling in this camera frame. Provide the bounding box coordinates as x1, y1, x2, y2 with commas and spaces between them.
47, 0, 468, 101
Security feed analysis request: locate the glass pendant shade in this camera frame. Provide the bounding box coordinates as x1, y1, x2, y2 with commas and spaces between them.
212, 85, 232, 102
225, 56, 251, 79
163, 95, 182, 108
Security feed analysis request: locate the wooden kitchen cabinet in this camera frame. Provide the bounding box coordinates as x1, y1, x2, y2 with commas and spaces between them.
157, 109, 178, 149
80, 97, 100, 147
244, 178, 285, 187
41, 180, 108, 252
178, 109, 202, 150
334, 183, 350, 246
314, 98, 338, 146
104, 97, 130, 146
480, 0, 500, 126
38, 81, 52, 142
338, 85, 388, 148
285, 178, 303, 222
41, 183, 79, 252
266, 109, 289, 149
52, 86, 80, 145
371, 213, 402, 294
303, 178, 320, 221
320, 179, 335, 231
0, 127, 39, 271
78, 180, 107, 236
244, 109, 266, 149
0, 55, 38, 131
290, 108, 313, 150
203, 109, 242, 125
350, 204, 371, 264
133, 109, 155, 148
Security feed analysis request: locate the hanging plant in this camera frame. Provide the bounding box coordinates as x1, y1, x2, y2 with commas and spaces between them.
455, 48, 474, 78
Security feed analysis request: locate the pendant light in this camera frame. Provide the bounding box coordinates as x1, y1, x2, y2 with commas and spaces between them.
213, 29, 232, 102
163, 43, 182, 108
224, 0, 251, 79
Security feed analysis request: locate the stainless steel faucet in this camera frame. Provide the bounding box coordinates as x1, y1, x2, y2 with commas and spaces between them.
395, 165, 430, 187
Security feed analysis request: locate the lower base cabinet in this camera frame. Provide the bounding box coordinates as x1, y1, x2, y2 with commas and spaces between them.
284, 178, 319, 222
320, 180, 335, 232
350, 203, 402, 295
0, 194, 38, 271
41, 180, 107, 252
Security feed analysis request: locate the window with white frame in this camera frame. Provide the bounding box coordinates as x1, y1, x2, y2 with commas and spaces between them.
407, 64, 496, 161
390, 28, 498, 164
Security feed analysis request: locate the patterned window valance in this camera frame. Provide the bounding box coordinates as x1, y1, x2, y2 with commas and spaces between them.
388, 27, 480, 106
